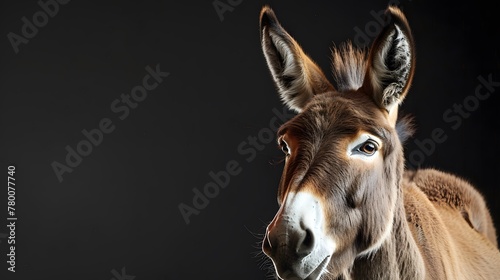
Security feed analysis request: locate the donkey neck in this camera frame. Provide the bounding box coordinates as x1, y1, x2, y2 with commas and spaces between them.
349, 189, 425, 280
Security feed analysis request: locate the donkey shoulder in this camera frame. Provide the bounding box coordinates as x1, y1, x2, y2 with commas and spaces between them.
403, 168, 497, 246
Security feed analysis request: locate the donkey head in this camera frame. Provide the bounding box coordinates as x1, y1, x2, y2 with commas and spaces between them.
259, 6, 415, 279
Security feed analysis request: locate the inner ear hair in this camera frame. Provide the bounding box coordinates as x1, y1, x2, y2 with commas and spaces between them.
379, 25, 412, 107
364, 6, 415, 112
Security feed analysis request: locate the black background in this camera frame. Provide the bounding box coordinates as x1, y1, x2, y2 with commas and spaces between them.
0, 0, 499, 279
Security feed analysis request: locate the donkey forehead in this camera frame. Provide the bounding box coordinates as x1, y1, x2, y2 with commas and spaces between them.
279, 92, 391, 141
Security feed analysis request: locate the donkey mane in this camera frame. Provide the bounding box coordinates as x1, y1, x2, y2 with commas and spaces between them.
330, 42, 367, 92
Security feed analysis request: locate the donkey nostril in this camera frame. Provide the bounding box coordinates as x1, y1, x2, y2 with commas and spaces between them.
297, 228, 315, 256
303, 229, 313, 247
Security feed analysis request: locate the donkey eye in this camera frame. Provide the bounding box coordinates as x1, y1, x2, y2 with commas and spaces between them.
279, 139, 290, 156
357, 140, 378, 155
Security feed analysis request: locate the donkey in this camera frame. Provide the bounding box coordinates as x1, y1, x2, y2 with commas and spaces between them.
258, 5, 500, 280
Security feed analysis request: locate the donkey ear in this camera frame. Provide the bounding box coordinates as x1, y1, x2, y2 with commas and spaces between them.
362, 6, 415, 118
260, 6, 334, 112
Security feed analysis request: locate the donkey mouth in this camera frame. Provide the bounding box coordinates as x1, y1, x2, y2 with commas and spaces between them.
304, 255, 330, 280
279, 255, 331, 280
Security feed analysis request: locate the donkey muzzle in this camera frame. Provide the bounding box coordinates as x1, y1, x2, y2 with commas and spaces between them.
262, 191, 335, 280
